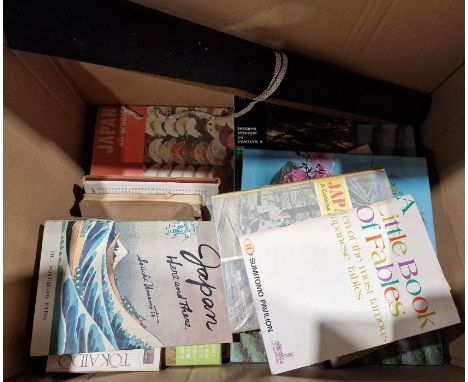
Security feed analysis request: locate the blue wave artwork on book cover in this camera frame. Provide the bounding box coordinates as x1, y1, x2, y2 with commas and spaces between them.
32, 220, 231, 356
50, 220, 161, 354
241, 149, 436, 250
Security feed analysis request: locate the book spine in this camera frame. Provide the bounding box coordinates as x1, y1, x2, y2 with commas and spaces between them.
30, 221, 63, 356
46, 349, 161, 372
90, 105, 147, 176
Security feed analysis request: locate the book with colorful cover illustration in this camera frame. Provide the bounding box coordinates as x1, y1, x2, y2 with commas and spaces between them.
46, 349, 161, 372
31, 220, 231, 356
239, 196, 460, 374
212, 169, 394, 333
164, 344, 222, 366
91, 105, 234, 191
230, 331, 268, 363
241, 149, 436, 250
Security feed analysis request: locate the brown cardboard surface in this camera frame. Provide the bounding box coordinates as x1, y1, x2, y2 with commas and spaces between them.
420, 65, 465, 367
133, 0, 464, 93
9, 364, 466, 382
4, 47, 88, 379
54, 58, 233, 107
3, 4, 466, 378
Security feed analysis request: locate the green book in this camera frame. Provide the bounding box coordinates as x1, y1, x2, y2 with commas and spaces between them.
165, 344, 222, 366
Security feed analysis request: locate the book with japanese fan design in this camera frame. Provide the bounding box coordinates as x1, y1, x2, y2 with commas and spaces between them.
91, 105, 234, 192
239, 196, 460, 374
212, 169, 394, 333
31, 220, 231, 356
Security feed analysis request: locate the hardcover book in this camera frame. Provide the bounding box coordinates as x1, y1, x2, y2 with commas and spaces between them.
46, 349, 161, 372
234, 97, 416, 155
241, 149, 436, 250
31, 220, 231, 356
91, 105, 234, 192
212, 169, 394, 333
164, 344, 222, 366
239, 196, 460, 374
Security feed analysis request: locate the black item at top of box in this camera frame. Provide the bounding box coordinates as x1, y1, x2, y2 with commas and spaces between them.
5, 0, 430, 125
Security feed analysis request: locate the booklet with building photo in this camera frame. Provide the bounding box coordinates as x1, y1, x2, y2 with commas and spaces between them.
239, 196, 460, 374
31, 220, 231, 356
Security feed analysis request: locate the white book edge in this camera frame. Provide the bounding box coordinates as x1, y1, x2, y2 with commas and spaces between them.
31, 221, 62, 356
82, 179, 219, 207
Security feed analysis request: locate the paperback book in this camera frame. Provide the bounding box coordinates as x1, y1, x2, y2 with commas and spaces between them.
164, 344, 222, 366
239, 196, 460, 374
91, 105, 234, 191
46, 349, 161, 372
241, 149, 436, 249
31, 220, 231, 356
212, 169, 394, 333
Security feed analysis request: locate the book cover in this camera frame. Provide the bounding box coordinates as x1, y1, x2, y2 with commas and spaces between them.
241, 149, 436, 250
239, 196, 460, 374
230, 331, 268, 363
212, 169, 394, 333
46, 349, 161, 372
31, 220, 231, 356
91, 105, 234, 191
234, 97, 416, 155
164, 344, 222, 366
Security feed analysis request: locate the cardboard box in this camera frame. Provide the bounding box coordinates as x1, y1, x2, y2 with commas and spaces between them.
3, 1, 464, 380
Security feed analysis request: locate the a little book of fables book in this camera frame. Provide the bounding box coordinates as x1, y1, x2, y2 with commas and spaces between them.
239, 196, 460, 374
31, 220, 231, 356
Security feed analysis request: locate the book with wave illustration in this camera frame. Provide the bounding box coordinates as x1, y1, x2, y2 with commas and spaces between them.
212, 169, 394, 333
31, 220, 231, 356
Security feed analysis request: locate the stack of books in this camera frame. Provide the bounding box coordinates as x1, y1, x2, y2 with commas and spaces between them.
29, 101, 460, 375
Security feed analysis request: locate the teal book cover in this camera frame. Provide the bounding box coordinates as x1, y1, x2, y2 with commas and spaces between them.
241, 149, 436, 252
